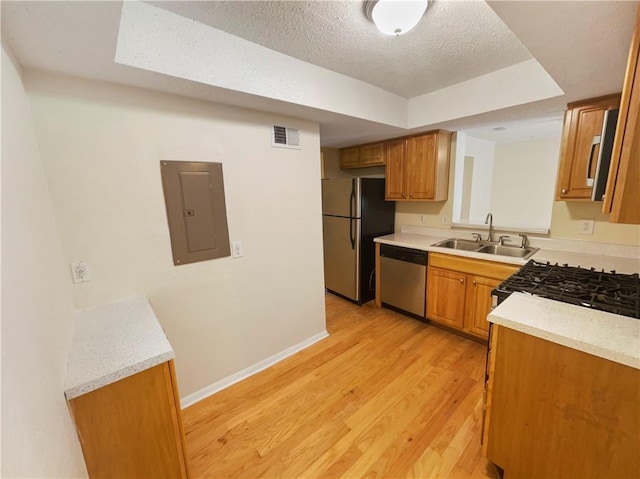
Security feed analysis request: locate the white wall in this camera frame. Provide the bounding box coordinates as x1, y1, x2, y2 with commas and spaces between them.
451, 132, 466, 223
464, 137, 495, 223
550, 201, 640, 245
24, 71, 327, 398
490, 137, 560, 230
1, 44, 87, 478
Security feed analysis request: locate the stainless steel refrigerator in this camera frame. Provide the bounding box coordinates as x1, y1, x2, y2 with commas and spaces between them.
321, 178, 395, 304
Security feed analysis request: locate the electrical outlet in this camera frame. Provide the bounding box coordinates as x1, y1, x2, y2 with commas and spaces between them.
579, 219, 595, 235
70, 261, 91, 283
232, 241, 244, 258
442, 215, 449, 224
419, 214, 427, 224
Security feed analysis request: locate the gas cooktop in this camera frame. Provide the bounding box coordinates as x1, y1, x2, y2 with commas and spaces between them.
494, 260, 640, 319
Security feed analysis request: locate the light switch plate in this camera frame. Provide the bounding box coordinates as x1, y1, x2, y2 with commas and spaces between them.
579, 219, 595, 235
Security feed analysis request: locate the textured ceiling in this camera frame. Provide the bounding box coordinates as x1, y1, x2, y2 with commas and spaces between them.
152, 0, 532, 99
2, 1, 638, 147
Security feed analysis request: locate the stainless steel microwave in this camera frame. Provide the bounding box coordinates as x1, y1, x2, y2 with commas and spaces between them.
589, 107, 619, 201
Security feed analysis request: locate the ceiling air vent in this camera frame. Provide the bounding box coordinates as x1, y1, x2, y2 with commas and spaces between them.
271, 125, 300, 149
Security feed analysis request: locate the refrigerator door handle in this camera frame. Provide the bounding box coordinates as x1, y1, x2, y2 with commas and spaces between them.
349, 180, 355, 218
349, 181, 356, 249
349, 218, 356, 250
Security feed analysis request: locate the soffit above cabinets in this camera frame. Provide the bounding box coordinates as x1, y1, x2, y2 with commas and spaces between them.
2, 1, 638, 147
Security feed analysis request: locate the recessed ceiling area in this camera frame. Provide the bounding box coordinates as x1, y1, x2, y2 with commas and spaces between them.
462, 115, 564, 144
150, 0, 532, 99
2, 0, 638, 148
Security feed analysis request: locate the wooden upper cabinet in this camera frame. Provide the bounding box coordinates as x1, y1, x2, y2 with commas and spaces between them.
385, 130, 451, 201
360, 143, 385, 166
339, 146, 361, 169
339, 142, 385, 169
384, 139, 407, 199
339, 131, 451, 199
555, 94, 621, 200
602, 6, 640, 224
407, 133, 437, 200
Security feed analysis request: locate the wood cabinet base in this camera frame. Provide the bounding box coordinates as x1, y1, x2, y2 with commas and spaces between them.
484, 326, 639, 478
427, 320, 490, 345
426, 253, 519, 341
68, 361, 190, 479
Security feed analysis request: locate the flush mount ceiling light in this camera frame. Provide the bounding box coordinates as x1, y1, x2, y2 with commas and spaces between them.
364, 0, 430, 36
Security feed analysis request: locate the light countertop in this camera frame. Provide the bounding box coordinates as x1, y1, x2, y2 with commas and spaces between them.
64, 296, 174, 400
374, 231, 639, 274
375, 233, 526, 266
489, 293, 640, 369
376, 226, 639, 369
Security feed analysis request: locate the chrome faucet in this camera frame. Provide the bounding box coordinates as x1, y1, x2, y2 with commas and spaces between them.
484, 213, 494, 242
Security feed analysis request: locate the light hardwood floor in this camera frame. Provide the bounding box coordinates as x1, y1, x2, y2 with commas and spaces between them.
183, 294, 497, 479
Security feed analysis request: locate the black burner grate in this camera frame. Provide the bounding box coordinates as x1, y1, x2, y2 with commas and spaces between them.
496, 260, 640, 319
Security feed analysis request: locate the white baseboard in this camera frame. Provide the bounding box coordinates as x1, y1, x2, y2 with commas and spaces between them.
180, 330, 329, 409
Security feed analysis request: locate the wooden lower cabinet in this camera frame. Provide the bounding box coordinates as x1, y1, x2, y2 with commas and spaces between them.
465, 275, 501, 338
426, 253, 519, 340
68, 360, 190, 479
483, 326, 639, 478
425, 267, 466, 329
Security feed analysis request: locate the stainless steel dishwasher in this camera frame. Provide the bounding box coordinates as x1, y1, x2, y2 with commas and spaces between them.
379, 244, 427, 318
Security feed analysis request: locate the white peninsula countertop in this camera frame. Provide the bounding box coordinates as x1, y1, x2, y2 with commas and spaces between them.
65, 296, 174, 400
489, 293, 640, 369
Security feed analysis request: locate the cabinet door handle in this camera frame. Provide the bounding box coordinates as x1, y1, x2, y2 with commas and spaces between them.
401, 192, 406, 198
409, 192, 414, 198
472, 280, 477, 285
561, 188, 568, 194
460, 278, 464, 284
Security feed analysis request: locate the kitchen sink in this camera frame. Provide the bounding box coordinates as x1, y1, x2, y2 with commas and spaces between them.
431, 238, 484, 252
432, 238, 539, 259
476, 244, 539, 259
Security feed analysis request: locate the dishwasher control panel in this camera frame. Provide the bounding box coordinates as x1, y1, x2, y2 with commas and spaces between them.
380, 244, 427, 265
